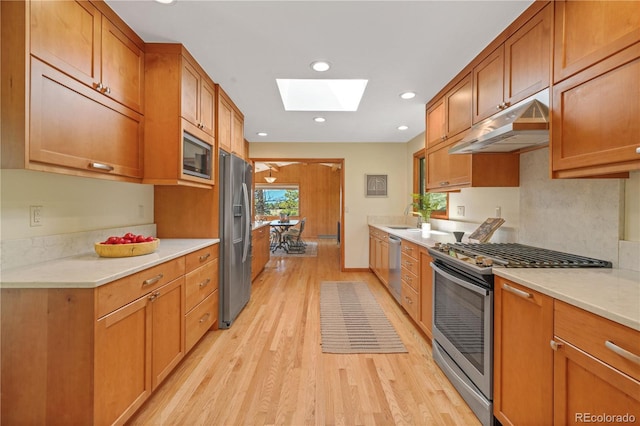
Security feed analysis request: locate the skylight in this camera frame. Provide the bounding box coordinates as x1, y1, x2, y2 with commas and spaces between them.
276, 79, 368, 112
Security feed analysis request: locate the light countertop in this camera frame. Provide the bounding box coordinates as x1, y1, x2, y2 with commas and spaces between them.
0, 238, 219, 289
369, 223, 640, 331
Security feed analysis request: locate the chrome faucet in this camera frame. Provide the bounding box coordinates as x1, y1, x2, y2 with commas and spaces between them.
411, 211, 423, 228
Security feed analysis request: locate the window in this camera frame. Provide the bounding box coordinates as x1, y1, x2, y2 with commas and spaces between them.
414, 149, 448, 219
254, 184, 300, 217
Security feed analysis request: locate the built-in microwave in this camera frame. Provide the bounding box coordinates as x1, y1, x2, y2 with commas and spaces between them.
182, 131, 212, 180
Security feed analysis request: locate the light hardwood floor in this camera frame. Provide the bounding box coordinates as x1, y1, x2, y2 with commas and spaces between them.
127, 239, 479, 425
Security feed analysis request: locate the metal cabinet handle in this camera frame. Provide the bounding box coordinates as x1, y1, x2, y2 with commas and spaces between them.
550, 339, 563, 351
636, 147, 640, 154
502, 283, 532, 299
605, 340, 640, 365
104, 86, 111, 94
148, 291, 160, 302
199, 312, 211, 323
199, 253, 211, 262
439, 181, 449, 186
199, 278, 211, 288
404, 296, 413, 305
143, 273, 163, 286
89, 162, 114, 172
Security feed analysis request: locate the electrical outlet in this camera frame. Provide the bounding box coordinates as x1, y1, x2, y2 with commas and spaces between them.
30, 205, 43, 227
495, 206, 502, 218
456, 206, 465, 217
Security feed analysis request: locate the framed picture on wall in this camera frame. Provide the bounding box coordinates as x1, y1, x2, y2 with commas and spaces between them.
365, 174, 388, 197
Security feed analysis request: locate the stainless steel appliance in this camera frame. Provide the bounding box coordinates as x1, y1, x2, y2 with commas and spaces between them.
218, 149, 252, 329
183, 131, 212, 179
428, 242, 611, 426
388, 235, 401, 303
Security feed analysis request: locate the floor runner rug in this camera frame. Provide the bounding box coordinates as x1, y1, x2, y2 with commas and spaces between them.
320, 281, 407, 354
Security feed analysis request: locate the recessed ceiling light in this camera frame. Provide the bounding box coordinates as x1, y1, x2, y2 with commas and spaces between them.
276, 79, 368, 111
400, 91, 416, 100
153, 0, 176, 4
397, 125, 409, 131
310, 61, 331, 72
313, 117, 326, 123
256, 132, 268, 137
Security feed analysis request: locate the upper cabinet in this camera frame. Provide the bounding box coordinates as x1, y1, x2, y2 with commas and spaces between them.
2, 0, 144, 181
426, 74, 472, 149
473, 3, 551, 124
144, 43, 216, 187
551, 0, 640, 178
217, 86, 246, 159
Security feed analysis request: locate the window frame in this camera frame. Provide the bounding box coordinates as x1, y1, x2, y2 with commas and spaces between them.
254, 184, 301, 217
413, 148, 449, 220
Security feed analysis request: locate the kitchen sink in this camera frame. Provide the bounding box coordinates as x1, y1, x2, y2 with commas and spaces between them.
387, 226, 411, 229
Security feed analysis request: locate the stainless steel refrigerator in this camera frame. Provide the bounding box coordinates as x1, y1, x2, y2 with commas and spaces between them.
218, 149, 252, 329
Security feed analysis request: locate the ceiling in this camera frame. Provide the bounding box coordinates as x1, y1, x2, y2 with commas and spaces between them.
106, 0, 534, 144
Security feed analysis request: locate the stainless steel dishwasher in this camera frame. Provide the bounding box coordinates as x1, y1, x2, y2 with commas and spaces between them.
388, 235, 402, 303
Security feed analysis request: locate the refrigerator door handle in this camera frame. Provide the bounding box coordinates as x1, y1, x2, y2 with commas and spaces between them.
241, 182, 251, 263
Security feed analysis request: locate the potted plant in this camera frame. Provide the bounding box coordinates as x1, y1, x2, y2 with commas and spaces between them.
411, 192, 446, 224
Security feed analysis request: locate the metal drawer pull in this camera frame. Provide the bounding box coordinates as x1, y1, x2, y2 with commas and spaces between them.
148, 291, 160, 302
143, 273, 163, 286
89, 162, 114, 172
199, 278, 211, 288
605, 340, 640, 365
199, 312, 211, 323
199, 253, 211, 262
550, 340, 562, 351
405, 296, 413, 304
502, 283, 532, 299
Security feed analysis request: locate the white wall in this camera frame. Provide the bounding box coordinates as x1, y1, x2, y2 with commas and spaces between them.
0, 170, 154, 241
249, 142, 409, 268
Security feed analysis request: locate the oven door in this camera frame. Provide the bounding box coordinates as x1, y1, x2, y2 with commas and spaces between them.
431, 261, 493, 399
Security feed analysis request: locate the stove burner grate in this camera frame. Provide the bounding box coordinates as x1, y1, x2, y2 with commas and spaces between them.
452, 243, 612, 268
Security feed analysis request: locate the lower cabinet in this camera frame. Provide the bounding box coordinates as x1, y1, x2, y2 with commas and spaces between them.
1, 243, 218, 425
368, 227, 389, 287
493, 276, 554, 426
401, 240, 419, 322
494, 276, 640, 425
251, 226, 270, 281
418, 247, 433, 339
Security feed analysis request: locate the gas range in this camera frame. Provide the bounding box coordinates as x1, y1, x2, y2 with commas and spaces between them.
428, 242, 612, 276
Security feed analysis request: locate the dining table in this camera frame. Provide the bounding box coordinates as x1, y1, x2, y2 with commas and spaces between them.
270, 219, 300, 252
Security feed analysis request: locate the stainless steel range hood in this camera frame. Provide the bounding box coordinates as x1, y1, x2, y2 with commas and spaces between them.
449, 90, 550, 154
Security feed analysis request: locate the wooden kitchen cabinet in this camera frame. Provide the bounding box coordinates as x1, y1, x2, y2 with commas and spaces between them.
426, 74, 472, 150
473, 3, 551, 124
401, 240, 419, 322
426, 133, 519, 192
368, 227, 389, 287
1, 244, 218, 425
553, 0, 640, 84
551, 40, 640, 178
418, 247, 433, 339
552, 301, 640, 424
493, 276, 554, 426
30, 0, 145, 113
252, 226, 270, 281
2, 0, 145, 181
144, 43, 216, 187
217, 86, 246, 158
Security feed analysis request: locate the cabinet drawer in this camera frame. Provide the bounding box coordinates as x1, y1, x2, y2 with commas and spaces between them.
555, 300, 640, 381
401, 268, 418, 292
185, 244, 218, 273
401, 240, 419, 260
185, 259, 218, 312
97, 257, 185, 318
185, 289, 218, 352
401, 252, 419, 276
401, 281, 418, 321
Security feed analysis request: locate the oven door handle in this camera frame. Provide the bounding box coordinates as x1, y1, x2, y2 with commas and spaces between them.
431, 262, 490, 296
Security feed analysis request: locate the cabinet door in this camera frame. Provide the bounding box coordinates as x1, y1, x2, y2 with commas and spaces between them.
30, 58, 143, 179
101, 16, 144, 113
493, 277, 553, 426
553, 338, 640, 424
30, 0, 101, 90
181, 59, 201, 128
232, 110, 245, 158
504, 3, 551, 106
551, 44, 640, 178
426, 98, 446, 149
369, 233, 376, 270
200, 78, 216, 136
95, 295, 152, 426
445, 74, 472, 138
151, 278, 185, 389
426, 139, 471, 191
380, 241, 389, 286
553, 0, 640, 84
217, 93, 232, 152
418, 248, 433, 339
473, 45, 505, 124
